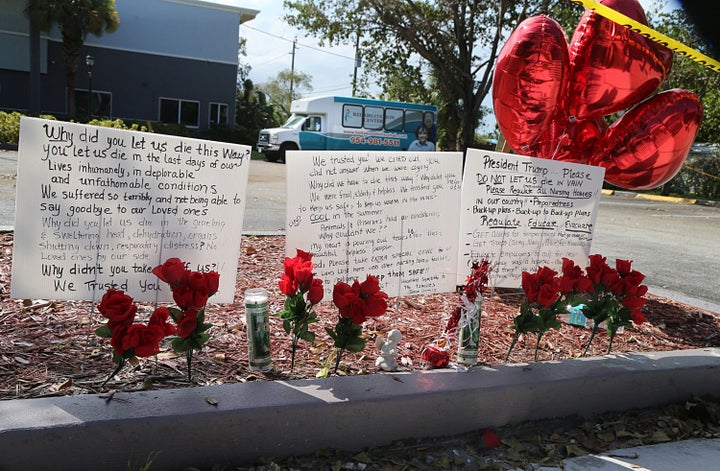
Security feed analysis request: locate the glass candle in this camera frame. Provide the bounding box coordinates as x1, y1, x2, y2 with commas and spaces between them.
244, 288, 271, 371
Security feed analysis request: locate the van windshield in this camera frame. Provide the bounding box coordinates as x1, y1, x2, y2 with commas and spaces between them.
282, 115, 306, 128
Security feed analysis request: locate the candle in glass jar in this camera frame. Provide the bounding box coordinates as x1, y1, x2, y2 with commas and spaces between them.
244, 288, 271, 371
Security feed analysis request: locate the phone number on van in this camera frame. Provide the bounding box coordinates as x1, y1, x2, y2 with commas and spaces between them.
348, 136, 401, 147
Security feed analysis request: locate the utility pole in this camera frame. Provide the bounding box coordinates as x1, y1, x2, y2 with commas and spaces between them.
352, 27, 361, 97
289, 38, 297, 104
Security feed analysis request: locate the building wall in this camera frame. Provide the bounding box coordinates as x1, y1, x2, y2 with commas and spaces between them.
0, 0, 258, 130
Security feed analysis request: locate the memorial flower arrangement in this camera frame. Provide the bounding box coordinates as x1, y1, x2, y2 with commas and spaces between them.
507, 265, 572, 361
151, 257, 219, 381
276, 249, 324, 373
422, 259, 493, 368
326, 275, 389, 375
576, 255, 648, 355
95, 289, 177, 386
507, 255, 648, 361
95, 258, 219, 384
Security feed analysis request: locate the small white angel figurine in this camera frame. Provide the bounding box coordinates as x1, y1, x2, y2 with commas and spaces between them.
375, 329, 402, 371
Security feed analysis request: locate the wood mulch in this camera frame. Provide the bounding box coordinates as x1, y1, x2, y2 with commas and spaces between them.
1, 232, 719, 400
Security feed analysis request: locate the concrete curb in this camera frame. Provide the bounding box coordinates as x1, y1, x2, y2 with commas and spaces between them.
601, 188, 719, 207
1, 348, 719, 470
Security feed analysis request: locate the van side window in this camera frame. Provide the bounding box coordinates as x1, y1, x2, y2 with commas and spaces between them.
306, 116, 321, 132
405, 110, 423, 132
363, 106, 383, 130
385, 108, 404, 131
342, 104, 363, 128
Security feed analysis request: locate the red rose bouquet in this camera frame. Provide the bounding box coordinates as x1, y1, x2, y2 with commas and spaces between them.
576, 255, 648, 355
276, 249, 324, 373
327, 275, 388, 374
507, 255, 648, 361
507, 265, 577, 361
95, 289, 176, 386
421, 259, 492, 368
152, 257, 219, 381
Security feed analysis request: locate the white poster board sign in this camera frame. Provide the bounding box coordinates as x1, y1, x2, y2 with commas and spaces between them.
285, 150, 463, 297
11, 117, 251, 302
458, 149, 605, 286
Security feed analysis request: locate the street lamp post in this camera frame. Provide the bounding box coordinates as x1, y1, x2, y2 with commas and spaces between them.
86, 54, 94, 120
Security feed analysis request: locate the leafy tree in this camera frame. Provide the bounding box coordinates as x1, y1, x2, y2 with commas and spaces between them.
24, 0, 120, 119
237, 36, 251, 85
235, 78, 281, 143
259, 68, 313, 120
651, 6, 720, 143
284, 0, 572, 152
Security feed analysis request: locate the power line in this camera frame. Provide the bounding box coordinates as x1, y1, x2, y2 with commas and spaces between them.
241, 23, 355, 61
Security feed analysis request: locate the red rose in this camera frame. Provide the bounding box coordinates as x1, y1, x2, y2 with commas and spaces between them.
521, 271, 539, 303
176, 309, 199, 338
152, 258, 187, 286
559, 258, 594, 294
204, 271, 220, 296
97, 289, 137, 329
615, 259, 633, 276
149, 306, 177, 336
586, 254, 610, 285
292, 262, 314, 291
333, 280, 358, 313
187, 271, 211, 309
278, 273, 298, 295
536, 283, 560, 308
333, 275, 388, 325
282, 249, 316, 293
110, 325, 129, 355
358, 275, 388, 317
295, 248, 313, 263
307, 277, 324, 305
172, 284, 194, 310
121, 324, 165, 357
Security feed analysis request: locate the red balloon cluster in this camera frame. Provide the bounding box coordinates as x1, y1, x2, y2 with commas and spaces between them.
492, 0, 704, 190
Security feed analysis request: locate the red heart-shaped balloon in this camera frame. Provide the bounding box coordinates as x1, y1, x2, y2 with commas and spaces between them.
493, 15, 569, 153
565, 0, 673, 120
525, 111, 608, 164
589, 89, 703, 190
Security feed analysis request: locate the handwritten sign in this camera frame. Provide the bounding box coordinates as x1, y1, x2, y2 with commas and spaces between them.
458, 149, 605, 287
11, 117, 251, 302
285, 150, 464, 297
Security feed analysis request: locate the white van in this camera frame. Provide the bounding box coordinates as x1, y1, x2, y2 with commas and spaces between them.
257, 95, 438, 162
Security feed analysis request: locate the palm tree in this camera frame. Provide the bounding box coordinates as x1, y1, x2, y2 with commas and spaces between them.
24, 0, 120, 119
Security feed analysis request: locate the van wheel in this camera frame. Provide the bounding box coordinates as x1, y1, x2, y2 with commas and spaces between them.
279, 143, 298, 163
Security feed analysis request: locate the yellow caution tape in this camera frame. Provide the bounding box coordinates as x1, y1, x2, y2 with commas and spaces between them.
569, 0, 720, 72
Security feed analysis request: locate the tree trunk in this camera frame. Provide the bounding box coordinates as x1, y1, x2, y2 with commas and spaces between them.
61, 36, 81, 119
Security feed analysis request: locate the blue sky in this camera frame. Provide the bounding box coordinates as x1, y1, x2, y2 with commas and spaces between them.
241, 0, 684, 131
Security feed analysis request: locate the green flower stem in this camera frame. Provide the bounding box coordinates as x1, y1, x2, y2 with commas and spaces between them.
506, 333, 520, 362
186, 349, 193, 382
333, 347, 345, 374
607, 334, 616, 355
583, 322, 601, 357
534, 332, 544, 361
102, 357, 126, 387
290, 334, 299, 373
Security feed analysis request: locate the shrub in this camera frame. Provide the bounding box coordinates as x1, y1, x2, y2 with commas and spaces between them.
88, 117, 148, 132
666, 151, 720, 201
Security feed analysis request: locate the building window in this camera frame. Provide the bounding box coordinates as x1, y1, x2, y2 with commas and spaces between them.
76, 90, 112, 117
160, 97, 200, 128
209, 103, 228, 126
